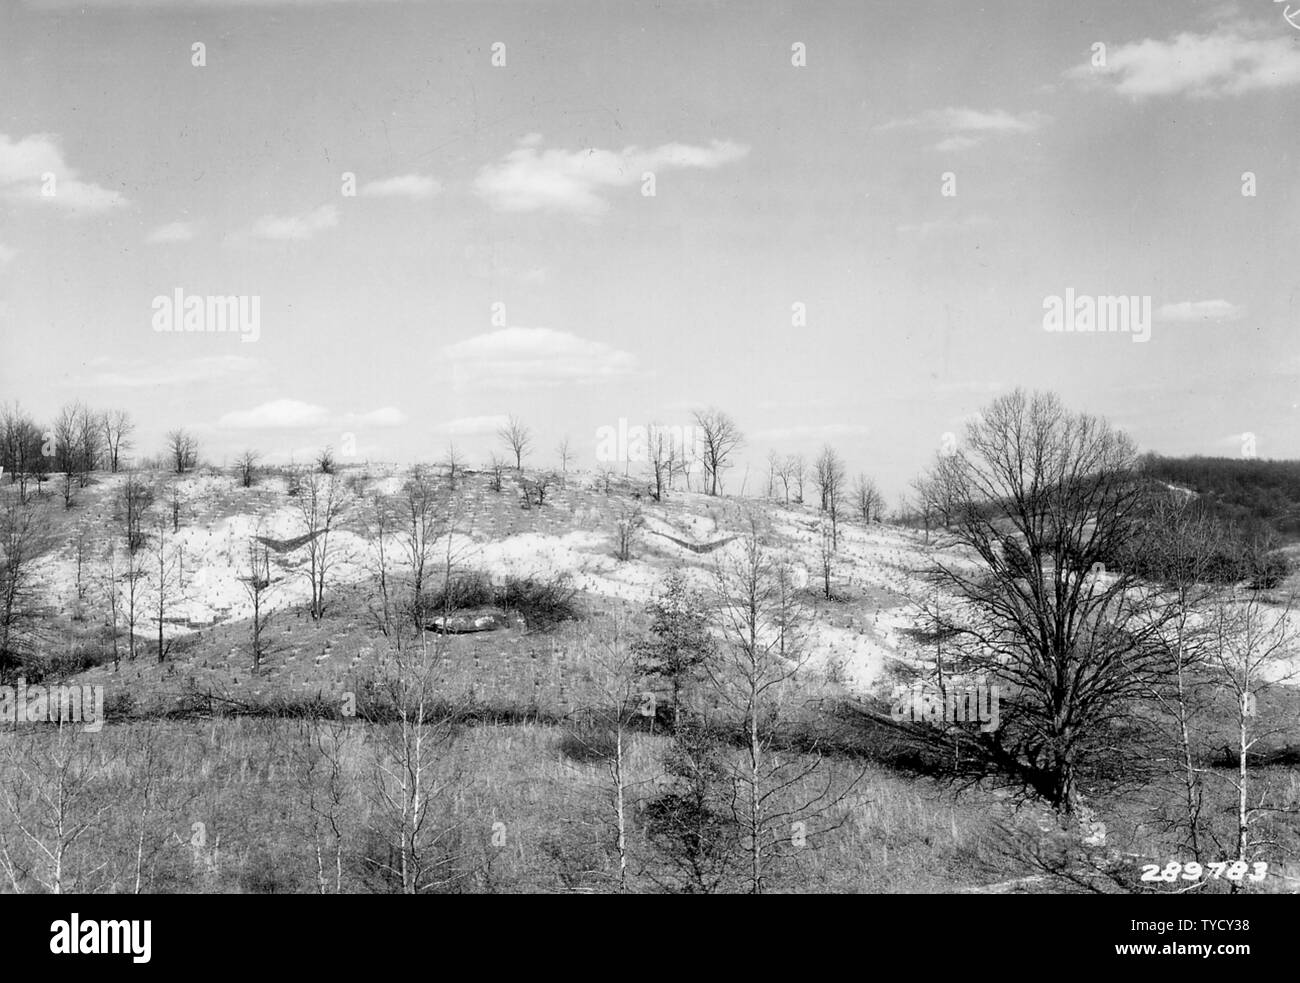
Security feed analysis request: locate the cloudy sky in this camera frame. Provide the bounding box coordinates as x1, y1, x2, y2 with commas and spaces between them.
1, 0, 1297, 500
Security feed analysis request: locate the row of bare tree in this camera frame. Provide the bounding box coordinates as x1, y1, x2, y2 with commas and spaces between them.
0, 402, 207, 506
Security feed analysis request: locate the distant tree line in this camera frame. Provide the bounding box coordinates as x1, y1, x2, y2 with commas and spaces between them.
1139, 453, 1300, 540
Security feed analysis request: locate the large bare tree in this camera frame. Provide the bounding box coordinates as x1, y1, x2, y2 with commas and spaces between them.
912, 388, 1174, 815
692, 408, 743, 497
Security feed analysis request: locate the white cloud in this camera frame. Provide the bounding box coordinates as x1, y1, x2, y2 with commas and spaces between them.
1156, 299, 1246, 322
146, 221, 199, 243
474, 136, 749, 217
360, 174, 441, 200
439, 326, 636, 387
218, 398, 331, 429
343, 406, 408, 428
433, 414, 510, 436
0, 132, 127, 213
876, 107, 1048, 150
1068, 25, 1300, 98
214, 400, 408, 431
247, 204, 339, 241
0, 242, 14, 265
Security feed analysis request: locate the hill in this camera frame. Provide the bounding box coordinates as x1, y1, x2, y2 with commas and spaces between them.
1139, 453, 1300, 540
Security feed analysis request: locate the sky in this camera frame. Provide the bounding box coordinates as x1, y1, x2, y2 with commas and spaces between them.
1, 0, 1298, 503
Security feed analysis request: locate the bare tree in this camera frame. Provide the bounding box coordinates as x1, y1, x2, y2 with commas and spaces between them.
99, 543, 123, 671
361, 633, 467, 893
765, 450, 780, 499
74, 406, 101, 486
524, 472, 556, 508
439, 443, 464, 490
818, 517, 836, 600
295, 471, 352, 620
119, 473, 153, 555
365, 492, 397, 638
914, 388, 1173, 815
613, 502, 643, 561
0, 729, 109, 894
121, 546, 147, 663
167, 480, 185, 533
693, 408, 743, 497
52, 402, 93, 478
556, 436, 572, 474
498, 415, 532, 470
487, 455, 506, 493
853, 474, 883, 524
789, 454, 806, 505
398, 466, 446, 627
648, 425, 671, 502
293, 717, 354, 894
565, 618, 656, 893
773, 455, 795, 504
236, 450, 260, 488
240, 533, 278, 673
71, 520, 92, 614
676, 440, 699, 493
814, 444, 847, 549
0, 503, 51, 678
0, 404, 44, 502
709, 515, 862, 893
1205, 570, 1297, 870
151, 513, 184, 663
1135, 495, 1226, 861
316, 446, 337, 475
165, 429, 198, 474
52, 403, 82, 508
100, 409, 134, 473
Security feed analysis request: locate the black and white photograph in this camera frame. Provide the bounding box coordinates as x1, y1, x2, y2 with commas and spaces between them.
0, 0, 1296, 957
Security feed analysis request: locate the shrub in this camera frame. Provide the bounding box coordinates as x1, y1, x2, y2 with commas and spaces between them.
418, 569, 579, 629
496, 573, 578, 628
424, 570, 496, 613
